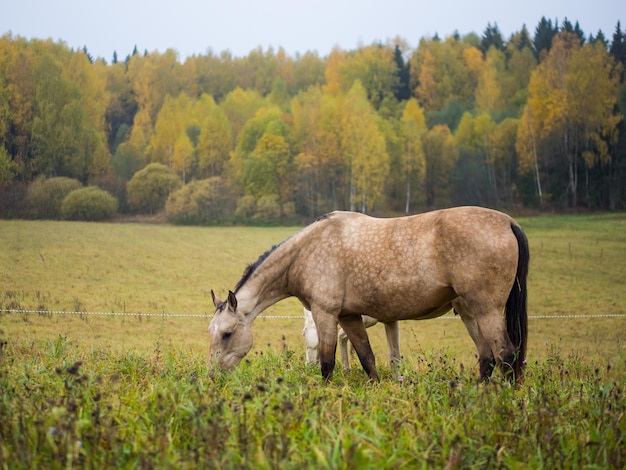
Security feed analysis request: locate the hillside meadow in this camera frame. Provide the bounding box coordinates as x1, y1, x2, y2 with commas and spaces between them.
0, 212, 625, 467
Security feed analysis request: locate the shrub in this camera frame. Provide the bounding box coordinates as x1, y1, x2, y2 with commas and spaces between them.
27, 177, 82, 219
61, 187, 118, 221
282, 201, 296, 218
165, 177, 235, 224
90, 174, 128, 212
126, 163, 181, 214
254, 194, 281, 220
234, 195, 257, 218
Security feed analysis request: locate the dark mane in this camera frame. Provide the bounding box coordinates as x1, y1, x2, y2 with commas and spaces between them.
316, 212, 333, 222
234, 243, 282, 293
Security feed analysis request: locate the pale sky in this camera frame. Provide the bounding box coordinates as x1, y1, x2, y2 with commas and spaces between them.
3, 0, 624, 62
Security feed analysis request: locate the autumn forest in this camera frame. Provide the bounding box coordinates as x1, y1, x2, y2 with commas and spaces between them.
1, 17, 625, 222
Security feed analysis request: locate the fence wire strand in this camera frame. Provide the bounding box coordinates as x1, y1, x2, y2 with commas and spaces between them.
2, 309, 625, 320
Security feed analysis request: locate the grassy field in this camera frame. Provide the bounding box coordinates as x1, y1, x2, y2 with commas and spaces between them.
1, 213, 625, 467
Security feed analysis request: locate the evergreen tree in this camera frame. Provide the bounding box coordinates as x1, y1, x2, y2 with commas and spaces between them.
82, 46, 94, 64
589, 31, 608, 49
562, 18, 585, 44
510, 25, 535, 52
393, 45, 411, 101
481, 22, 505, 53
534, 17, 558, 57
574, 21, 586, 44
609, 21, 626, 81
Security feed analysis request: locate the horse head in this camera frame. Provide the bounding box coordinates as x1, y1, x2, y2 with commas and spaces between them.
208, 290, 253, 370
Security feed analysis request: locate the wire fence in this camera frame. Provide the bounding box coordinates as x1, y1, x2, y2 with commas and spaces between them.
2, 309, 625, 320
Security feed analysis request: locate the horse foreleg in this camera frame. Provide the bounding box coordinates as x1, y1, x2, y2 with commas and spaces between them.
383, 321, 401, 369
338, 315, 379, 381
338, 328, 350, 370
314, 313, 339, 381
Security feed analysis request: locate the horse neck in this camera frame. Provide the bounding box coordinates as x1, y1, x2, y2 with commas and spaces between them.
236, 245, 295, 320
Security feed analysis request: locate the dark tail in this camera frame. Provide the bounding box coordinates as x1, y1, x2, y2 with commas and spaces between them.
506, 223, 529, 381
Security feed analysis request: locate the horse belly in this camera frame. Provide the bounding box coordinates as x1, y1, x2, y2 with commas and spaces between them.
342, 281, 456, 322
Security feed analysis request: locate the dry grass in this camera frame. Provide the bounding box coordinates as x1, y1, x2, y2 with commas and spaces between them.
1, 213, 625, 364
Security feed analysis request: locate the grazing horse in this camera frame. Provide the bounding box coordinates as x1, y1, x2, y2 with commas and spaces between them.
209, 206, 529, 383
302, 308, 400, 370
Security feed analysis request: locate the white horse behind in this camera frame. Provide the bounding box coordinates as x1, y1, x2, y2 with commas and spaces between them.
302, 308, 400, 370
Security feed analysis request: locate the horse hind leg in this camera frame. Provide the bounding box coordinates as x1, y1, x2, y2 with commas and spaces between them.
337, 327, 351, 370
478, 313, 518, 381
459, 312, 496, 381
302, 308, 319, 364
383, 321, 401, 369
340, 316, 392, 372
471, 311, 519, 382
338, 315, 379, 381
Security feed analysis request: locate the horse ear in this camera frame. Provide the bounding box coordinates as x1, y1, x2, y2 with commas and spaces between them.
211, 290, 221, 308
227, 290, 238, 311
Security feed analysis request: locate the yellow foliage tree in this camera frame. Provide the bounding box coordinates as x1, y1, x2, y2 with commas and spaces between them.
149, 93, 191, 166
172, 133, 194, 183
520, 32, 622, 207
126, 49, 182, 125
501, 39, 537, 109
292, 86, 343, 214
414, 49, 436, 111
242, 132, 292, 207
400, 98, 427, 213
323, 47, 346, 96
340, 81, 389, 212
68, 55, 111, 177
423, 125, 458, 207
219, 87, 264, 148
462, 46, 483, 88
475, 48, 505, 113
341, 44, 399, 108
411, 36, 475, 113
196, 95, 231, 178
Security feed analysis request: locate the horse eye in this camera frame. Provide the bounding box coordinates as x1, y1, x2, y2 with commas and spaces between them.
222, 331, 233, 341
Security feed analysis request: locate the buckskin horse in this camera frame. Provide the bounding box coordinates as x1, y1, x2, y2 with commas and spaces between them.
209, 206, 529, 383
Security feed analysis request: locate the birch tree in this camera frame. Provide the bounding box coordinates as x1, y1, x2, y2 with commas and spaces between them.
340, 81, 389, 212
423, 125, 458, 207
400, 98, 427, 213
520, 32, 621, 207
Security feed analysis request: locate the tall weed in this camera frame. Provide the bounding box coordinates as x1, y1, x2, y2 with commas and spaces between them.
0, 336, 623, 468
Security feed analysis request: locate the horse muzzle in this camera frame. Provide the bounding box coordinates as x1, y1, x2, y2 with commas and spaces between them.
210, 350, 245, 371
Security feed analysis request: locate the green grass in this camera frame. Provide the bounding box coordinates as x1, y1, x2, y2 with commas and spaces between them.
1, 214, 625, 467
1, 337, 624, 468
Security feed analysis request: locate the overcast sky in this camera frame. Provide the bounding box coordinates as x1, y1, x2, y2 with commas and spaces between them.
3, 0, 624, 62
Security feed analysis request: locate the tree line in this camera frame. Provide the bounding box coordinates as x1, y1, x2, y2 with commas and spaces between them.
1, 17, 625, 222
